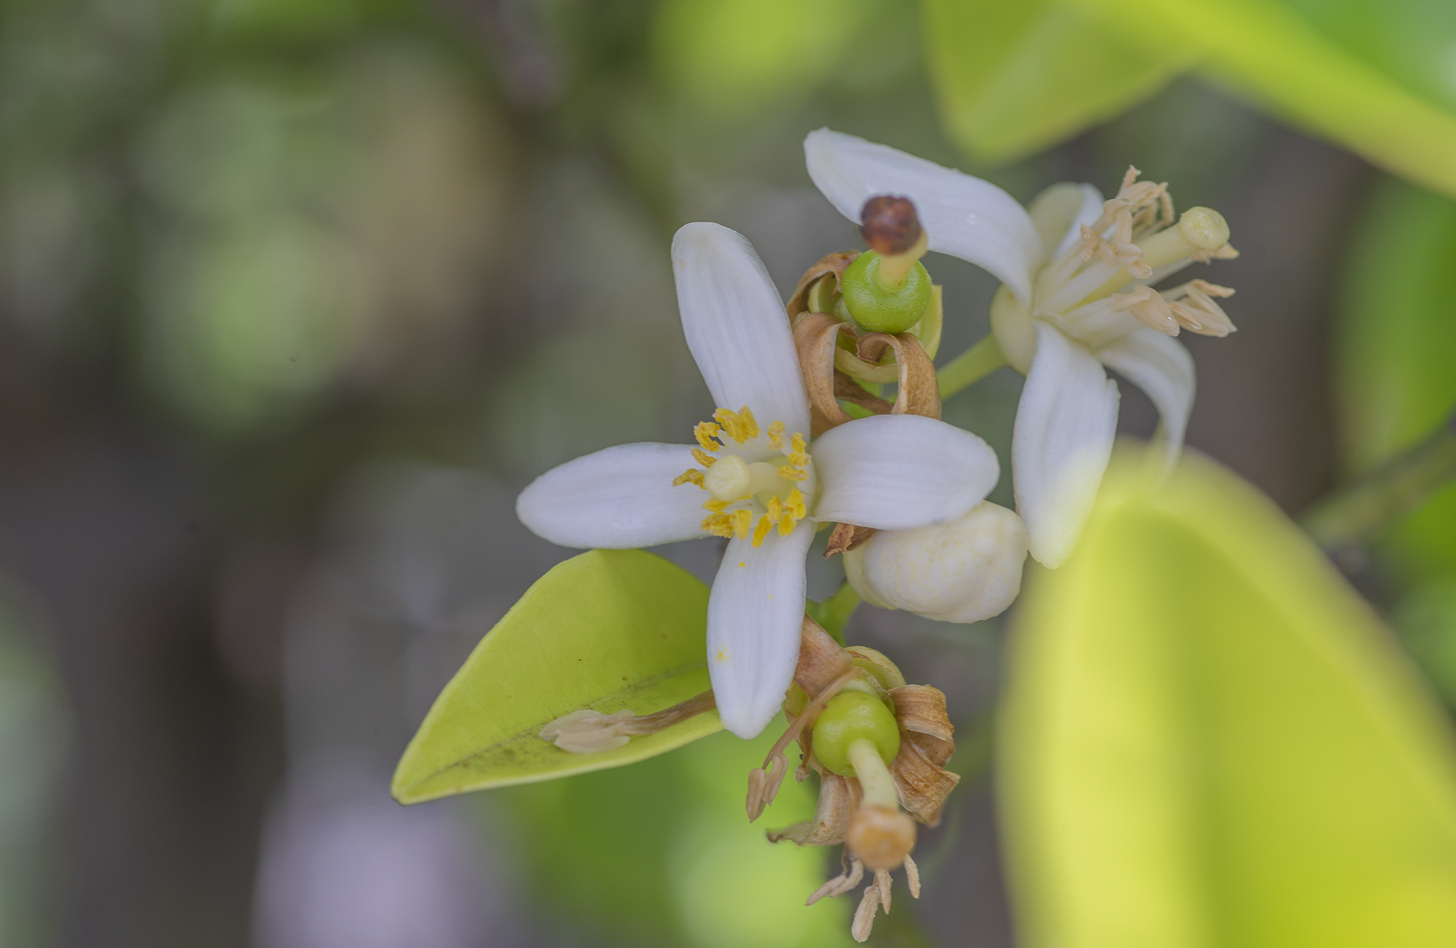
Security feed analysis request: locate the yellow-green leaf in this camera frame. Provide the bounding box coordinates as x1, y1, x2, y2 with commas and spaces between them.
1066, 0, 1456, 198
921, 0, 1188, 164
1000, 452, 1456, 947
392, 549, 721, 803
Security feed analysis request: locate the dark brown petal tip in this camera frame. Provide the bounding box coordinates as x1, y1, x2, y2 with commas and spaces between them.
860, 196, 922, 256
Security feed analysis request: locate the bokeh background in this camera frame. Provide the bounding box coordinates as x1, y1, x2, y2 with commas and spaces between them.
1, 0, 1453, 946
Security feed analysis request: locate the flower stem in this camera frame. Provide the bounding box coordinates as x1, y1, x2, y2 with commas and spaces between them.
807, 581, 860, 645
1302, 412, 1456, 555
936, 335, 1007, 399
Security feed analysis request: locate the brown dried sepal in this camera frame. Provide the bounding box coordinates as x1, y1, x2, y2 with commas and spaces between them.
787, 251, 859, 320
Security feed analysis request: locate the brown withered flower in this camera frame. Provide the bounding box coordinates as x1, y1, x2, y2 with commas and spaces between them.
747, 617, 959, 942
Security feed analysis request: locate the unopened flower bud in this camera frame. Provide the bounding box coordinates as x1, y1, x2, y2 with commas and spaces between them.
812, 690, 900, 777
846, 805, 916, 871
859, 196, 922, 256
844, 502, 1028, 623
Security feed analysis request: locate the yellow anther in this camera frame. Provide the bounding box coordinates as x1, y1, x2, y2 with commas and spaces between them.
785, 489, 807, 520
777, 514, 796, 537
673, 469, 705, 488
702, 513, 735, 538
778, 465, 808, 482
752, 516, 773, 547
737, 407, 759, 441
733, 508, 753, 539
767, 421, 785, 449
790, 433, 807, 455
713, 407, 759, 444
766, 495, 782, 524
691, 448, 716, 468
694, 422, 722, 452
703, 498, 730, 513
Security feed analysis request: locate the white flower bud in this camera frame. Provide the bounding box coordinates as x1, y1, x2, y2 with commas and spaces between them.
843, 502, 1028, 623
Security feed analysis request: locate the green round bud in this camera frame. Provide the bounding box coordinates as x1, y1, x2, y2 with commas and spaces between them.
840, 251, 932, 334
811, 690, 901, 777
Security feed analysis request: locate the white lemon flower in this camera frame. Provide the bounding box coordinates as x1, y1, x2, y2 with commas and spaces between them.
805, 129, 1237, 568
517, 222, 1001, 739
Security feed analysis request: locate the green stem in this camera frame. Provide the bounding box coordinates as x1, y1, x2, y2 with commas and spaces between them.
936, 335, 1007, 399
1302, 413, 1456, 553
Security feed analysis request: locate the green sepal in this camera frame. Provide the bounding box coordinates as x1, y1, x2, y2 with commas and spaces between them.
392, 549, 721, 803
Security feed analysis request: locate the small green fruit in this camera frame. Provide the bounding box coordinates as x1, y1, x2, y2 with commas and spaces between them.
841, 251, 932, 334
812, 690, 901, 777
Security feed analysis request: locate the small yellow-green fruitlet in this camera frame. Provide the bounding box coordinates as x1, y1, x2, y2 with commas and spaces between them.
812, 689, 900, 776
841, 251, 933, 334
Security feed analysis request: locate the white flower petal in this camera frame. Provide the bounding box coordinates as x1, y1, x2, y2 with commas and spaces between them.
1055, 183, 1106, 260
846, 501, 1028, 624
672, 223, 811, 435
516, 443, 708, 549
1027, 182, 1104, 259
804, 128, 1044, 305
810, 413, 999, 530
1013, 325, 1120, 568
1096, 328, 1195, 474
707, 522, 816, 739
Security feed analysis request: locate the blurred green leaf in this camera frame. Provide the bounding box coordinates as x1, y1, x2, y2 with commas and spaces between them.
921, 0, 1188, 164
500, 726, 852, 948
1000, 452, 1456, 947
1335, 177, 1456, 580
1064, 0, 1456, 198
393, 549, 722, 803
652, 0, 875, 119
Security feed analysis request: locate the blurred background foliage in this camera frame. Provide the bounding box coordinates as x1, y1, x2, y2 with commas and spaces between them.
0, 0, 1454, 945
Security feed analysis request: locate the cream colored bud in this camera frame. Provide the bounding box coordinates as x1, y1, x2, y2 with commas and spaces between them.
843, 502, 1028, 623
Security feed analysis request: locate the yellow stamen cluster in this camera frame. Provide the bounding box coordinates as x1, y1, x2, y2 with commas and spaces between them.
672, 406, 813, 548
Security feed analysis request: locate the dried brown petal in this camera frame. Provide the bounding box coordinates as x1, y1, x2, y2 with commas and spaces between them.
860, 196, 922, 256
889, 736, 960, 826
793, 311, 855, 436
794, 616, 856, 699
855, 332, 941, 420
889, 685, 954, 746
825, 522, 879, 558
787, 251, 859, 319
768, 772, 862, 845
832, 372, 893, 415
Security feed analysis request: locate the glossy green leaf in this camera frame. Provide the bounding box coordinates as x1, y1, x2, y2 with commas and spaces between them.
1066, 0, 1456, 198
921, 0, 1188, 163
1000, 452, 1456, 947
1335, 177, 1456, 580
392, 549, 721, 803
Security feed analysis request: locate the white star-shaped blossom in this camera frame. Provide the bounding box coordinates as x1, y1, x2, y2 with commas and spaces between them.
806, 129, 1236, 568
517, 222, 1001, 738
